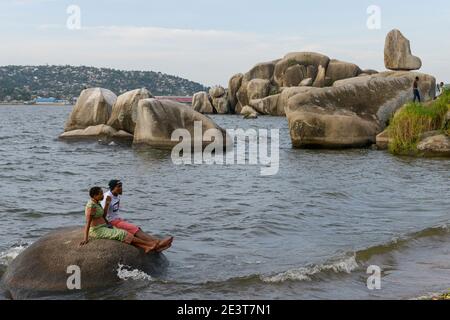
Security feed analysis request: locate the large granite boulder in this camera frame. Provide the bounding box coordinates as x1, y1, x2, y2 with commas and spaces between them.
283, 64, 306, 87
249, 94, 281, 116
235, 83, 249, 114
288, 99, 380, 148
333, 71, 436, 123
212, 96, 229, 114
133, 99, 229, 149
1, 227, 168, 299
286, 72, 436, 148
107, 88, 153, 134
417, 134, 450, 157
247, 79, 271, 100
64, 88, 117, 132
243, 61, 276, 81
227, 73, 244, 113
273, 52, 330, 88
209, 86, 226, 99
240, 105, 259, 119
192, 92, 215, 114
384, 29, 422, 71
277, 87, 313, 116
325, 60, 362, 86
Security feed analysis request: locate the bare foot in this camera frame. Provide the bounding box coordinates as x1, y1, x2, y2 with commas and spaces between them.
156, 237, 174, 252
143, 242, 158, 254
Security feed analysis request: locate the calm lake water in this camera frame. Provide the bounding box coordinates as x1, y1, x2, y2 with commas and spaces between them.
0, 104, 449, 300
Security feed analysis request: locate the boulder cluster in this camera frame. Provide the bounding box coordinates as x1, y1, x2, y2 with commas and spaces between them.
193, 52, 377, 117
192, 29, 439, 150
60, 88, 228, 149
60, 29, 439, 151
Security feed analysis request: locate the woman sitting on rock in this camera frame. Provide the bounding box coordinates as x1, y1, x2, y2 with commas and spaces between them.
80, 187, 172, 253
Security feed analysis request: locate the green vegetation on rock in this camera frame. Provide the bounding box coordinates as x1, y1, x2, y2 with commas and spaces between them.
388, 90, 450, 155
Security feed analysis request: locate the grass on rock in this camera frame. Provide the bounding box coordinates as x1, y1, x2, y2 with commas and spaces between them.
388, 89, 450, 155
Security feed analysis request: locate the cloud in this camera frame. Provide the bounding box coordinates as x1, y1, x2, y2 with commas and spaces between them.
1, 24, 446, 86
1, 25, 324, 86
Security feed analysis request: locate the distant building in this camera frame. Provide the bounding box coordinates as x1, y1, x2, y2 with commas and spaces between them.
34, 97, 70, 105
155, 96, 192, 105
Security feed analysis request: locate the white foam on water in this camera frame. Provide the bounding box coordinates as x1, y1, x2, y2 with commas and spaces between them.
261, 255, 359, 283
116, 263, 154, 281
0, 245, 27, 266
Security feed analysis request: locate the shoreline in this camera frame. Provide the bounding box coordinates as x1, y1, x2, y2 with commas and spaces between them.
0, 103, 73, 106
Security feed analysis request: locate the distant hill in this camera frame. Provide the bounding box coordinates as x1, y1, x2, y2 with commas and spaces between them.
0, 65, 208, 102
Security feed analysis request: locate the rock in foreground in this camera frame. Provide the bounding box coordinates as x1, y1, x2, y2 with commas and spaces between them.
1, 227, 168, 299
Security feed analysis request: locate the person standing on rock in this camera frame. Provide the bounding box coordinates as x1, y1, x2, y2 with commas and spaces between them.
80, 187, 168, 253
413, 77, 421, 103
101, 180, 173, 252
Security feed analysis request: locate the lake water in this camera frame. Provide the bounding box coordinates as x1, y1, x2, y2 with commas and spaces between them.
0, 105, 449, 300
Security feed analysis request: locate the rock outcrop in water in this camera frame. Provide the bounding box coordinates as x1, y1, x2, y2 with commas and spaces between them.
192, 52, 374, 116
384, 29, 422, 71
59, 124, 133, 141
192, 91, 214, 114
240, 105, 259, 119
133, 98, 230, 149
107, 88, 153, 134
64, 88, 117, 132
417, 133, 450, 157
208, 85, 229, 114
0, 227, 168, 299
60, 88, 228, 149
286, 71, 436, 148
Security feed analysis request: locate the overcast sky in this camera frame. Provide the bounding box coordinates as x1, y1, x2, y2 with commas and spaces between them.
0, 0, 448, 86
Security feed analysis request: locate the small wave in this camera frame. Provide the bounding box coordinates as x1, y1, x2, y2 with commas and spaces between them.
0, 245, 27, 266
116, 264, 154, 281
260, 255, 358, 283
355, 224, 450, 262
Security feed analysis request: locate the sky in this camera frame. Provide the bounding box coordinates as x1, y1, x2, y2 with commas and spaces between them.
0, 0, 449, 86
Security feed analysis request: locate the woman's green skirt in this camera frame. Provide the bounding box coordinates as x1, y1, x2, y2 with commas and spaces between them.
89, 224, 131, 243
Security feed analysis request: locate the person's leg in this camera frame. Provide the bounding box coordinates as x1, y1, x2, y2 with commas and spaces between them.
130, 236, 159, 253
135, 230, 158, 242
414, 90, 421, 103
111, 219, 157, 242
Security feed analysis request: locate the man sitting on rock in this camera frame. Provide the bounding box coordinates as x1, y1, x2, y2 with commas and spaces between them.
101, 179, 173, 252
